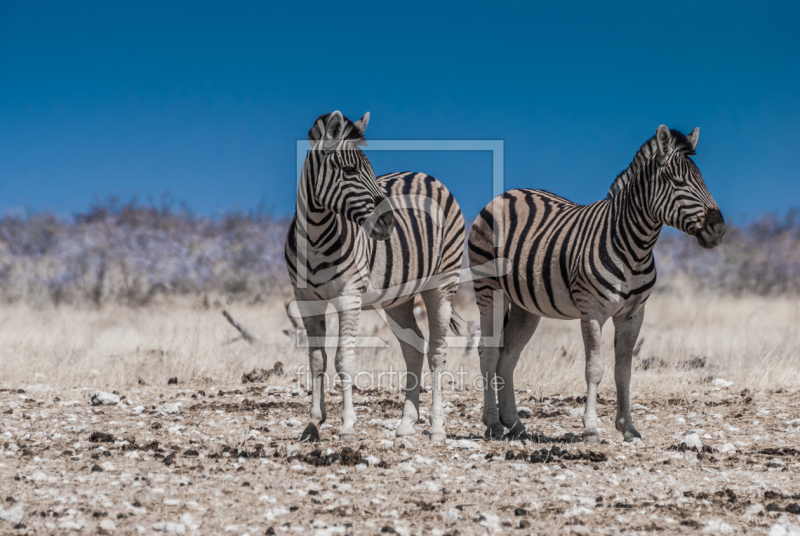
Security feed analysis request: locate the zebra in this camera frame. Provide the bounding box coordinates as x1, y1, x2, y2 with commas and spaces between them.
285, 111, 465, 442
467, 125, 725, 444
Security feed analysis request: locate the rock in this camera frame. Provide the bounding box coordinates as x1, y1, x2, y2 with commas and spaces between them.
564, 505, 593, 518
90, 391, 120, 406
99, 519, 117, 531
769, 519, 800, 536
156, 403, 181, 416
179, 513, 199, 529
703, 519, 733, 533
443, 508, 461, 521
745, 504, 764, 519
0, 506, 23, 524
447, 439, 480, 451
681, 433, 703, 450
712, 379, 734, 388
284, 417, 303, 427
151, 521, 186, 534
518, 407, 533, 418
365, 455, 381, 466
719, 443, 736, 454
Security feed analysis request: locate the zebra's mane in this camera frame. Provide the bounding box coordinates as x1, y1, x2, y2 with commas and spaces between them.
308, 113, 367, 147
606, 129, 695, 200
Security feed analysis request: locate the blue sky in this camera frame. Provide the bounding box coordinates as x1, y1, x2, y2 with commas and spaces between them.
1, 1, 798, 221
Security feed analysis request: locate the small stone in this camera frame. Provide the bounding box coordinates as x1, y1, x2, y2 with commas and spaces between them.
518, 407, 533, 418
681, 433, 703, 450
0, 506, 23, 524
90, 391, 120, 406
712, 379, 734, 388
156, 403, 181, 416
719, 443, 736, 454
99, 519, 117, 531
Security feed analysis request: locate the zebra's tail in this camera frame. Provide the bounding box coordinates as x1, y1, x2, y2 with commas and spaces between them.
449, 309, 464, 336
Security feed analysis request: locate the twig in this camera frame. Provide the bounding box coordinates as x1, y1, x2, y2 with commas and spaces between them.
222, 310, 256, 343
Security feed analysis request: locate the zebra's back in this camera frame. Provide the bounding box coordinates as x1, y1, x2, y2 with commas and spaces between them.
369, 172, 464, 307
468, 188, 654, 320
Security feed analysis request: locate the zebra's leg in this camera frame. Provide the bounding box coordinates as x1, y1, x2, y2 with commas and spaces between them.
384, 300, 425, 438
496, 302, 540, 438
422, 288, 455, 443
580, 311, 606, 445
613, 308, 645, 442
299, 314, 327, 443
335, 296, 362, 441
477, 289, 507, 440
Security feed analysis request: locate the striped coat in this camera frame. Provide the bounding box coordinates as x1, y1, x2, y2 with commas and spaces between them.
285, 111, 464, 443
468, 125, 725, 443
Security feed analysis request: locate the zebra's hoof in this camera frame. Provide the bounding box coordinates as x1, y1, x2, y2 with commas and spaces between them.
339, 433, 357, 442
484, 423, 505, 441
622, 429, 642, 443
582, 429, 601, 446
395, 422, 416, 437
429, 431, 446, 443
300, 424, 320, 443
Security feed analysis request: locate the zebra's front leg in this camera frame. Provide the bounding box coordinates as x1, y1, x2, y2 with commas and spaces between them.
335, 296, 361, 441
422, 289, 454, 442
613, 308, 645, 442
580, 312, 606, 445
300, 314, 327, 442
384, 301, 425, 438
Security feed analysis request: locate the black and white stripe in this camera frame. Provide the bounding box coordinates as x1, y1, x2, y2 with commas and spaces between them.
285, 111, 465, 442
468, 125, 725, 443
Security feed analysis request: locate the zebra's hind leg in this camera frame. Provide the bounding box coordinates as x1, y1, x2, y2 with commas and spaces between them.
496, 302, 540, 438
300, 314, 328, 443
613, 308, 645, 442
580, 311, 607, 445
477, 289, 507, 441
422, 288, 455, 443
335, 296, 362, 441
384, 301, 425, 438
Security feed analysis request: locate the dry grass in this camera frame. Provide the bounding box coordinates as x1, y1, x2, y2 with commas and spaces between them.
1, 290, 800, 535
2, 288, 799, 398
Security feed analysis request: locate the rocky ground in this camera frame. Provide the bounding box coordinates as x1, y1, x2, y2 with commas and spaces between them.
1, 382, 800, 535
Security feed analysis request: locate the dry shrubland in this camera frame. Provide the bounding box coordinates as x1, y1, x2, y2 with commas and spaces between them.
2, 202, 800, 534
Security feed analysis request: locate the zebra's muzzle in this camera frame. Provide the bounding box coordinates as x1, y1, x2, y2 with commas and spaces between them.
696, 208, 726, 249
369, 210, 395, 241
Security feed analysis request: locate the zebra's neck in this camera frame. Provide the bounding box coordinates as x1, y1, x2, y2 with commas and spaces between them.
607, 157, 662, 268
296, 152, 372, 257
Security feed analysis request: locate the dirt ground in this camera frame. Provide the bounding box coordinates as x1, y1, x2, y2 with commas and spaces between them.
2, 380, 799, 535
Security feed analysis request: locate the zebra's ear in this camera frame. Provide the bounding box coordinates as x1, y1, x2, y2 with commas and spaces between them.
655, 125, 672, 163
686, 127, 699, 151
325, 111, 345, 140
353, 112, 370, 136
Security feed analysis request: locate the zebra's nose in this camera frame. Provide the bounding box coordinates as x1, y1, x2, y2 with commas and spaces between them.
696, 208, 726, 249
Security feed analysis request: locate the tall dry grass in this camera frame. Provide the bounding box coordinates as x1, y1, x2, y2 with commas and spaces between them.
1, 286, 797, 398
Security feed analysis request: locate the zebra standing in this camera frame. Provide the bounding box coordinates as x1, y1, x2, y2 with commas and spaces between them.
285, 111, 465, 442
468, 125, 725, 443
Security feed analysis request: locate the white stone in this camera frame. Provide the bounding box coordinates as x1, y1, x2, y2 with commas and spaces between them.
518, 406, 533, 418
90, 391, 120, 406
156, 403, 181, 416
703, 519, 733, 534
99, 519, 117, 531
769, 519, 800, 536
0, 506, 23, 524
682, 433, 703, 450
443, 508, 461, 521
284, 417, 303, 427
719, 443, 736, 454
712, 379, 734, 388
448, 439, 480, 451
365, 455, 381, 466
564, 505, 593, 518
179, 513, 199, 529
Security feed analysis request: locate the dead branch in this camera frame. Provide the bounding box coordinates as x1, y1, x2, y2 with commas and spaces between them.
222, 310, 256, 343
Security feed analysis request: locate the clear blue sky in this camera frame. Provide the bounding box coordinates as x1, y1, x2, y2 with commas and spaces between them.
1, 1, 798, 221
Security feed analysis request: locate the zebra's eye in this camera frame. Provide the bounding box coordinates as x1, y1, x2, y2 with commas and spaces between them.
342, 166, 357, 175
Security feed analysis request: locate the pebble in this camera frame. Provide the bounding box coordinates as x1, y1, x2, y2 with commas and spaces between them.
90, 391, 120, 406
681, 433, 703, 449
99, 519, 117, 531
0, 506, 24, 524
156, 403, 181, 416
447, 439, 480, 451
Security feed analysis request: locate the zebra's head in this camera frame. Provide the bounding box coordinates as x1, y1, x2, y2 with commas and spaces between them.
307, 111, 395, 240
652, 125, 725, 249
